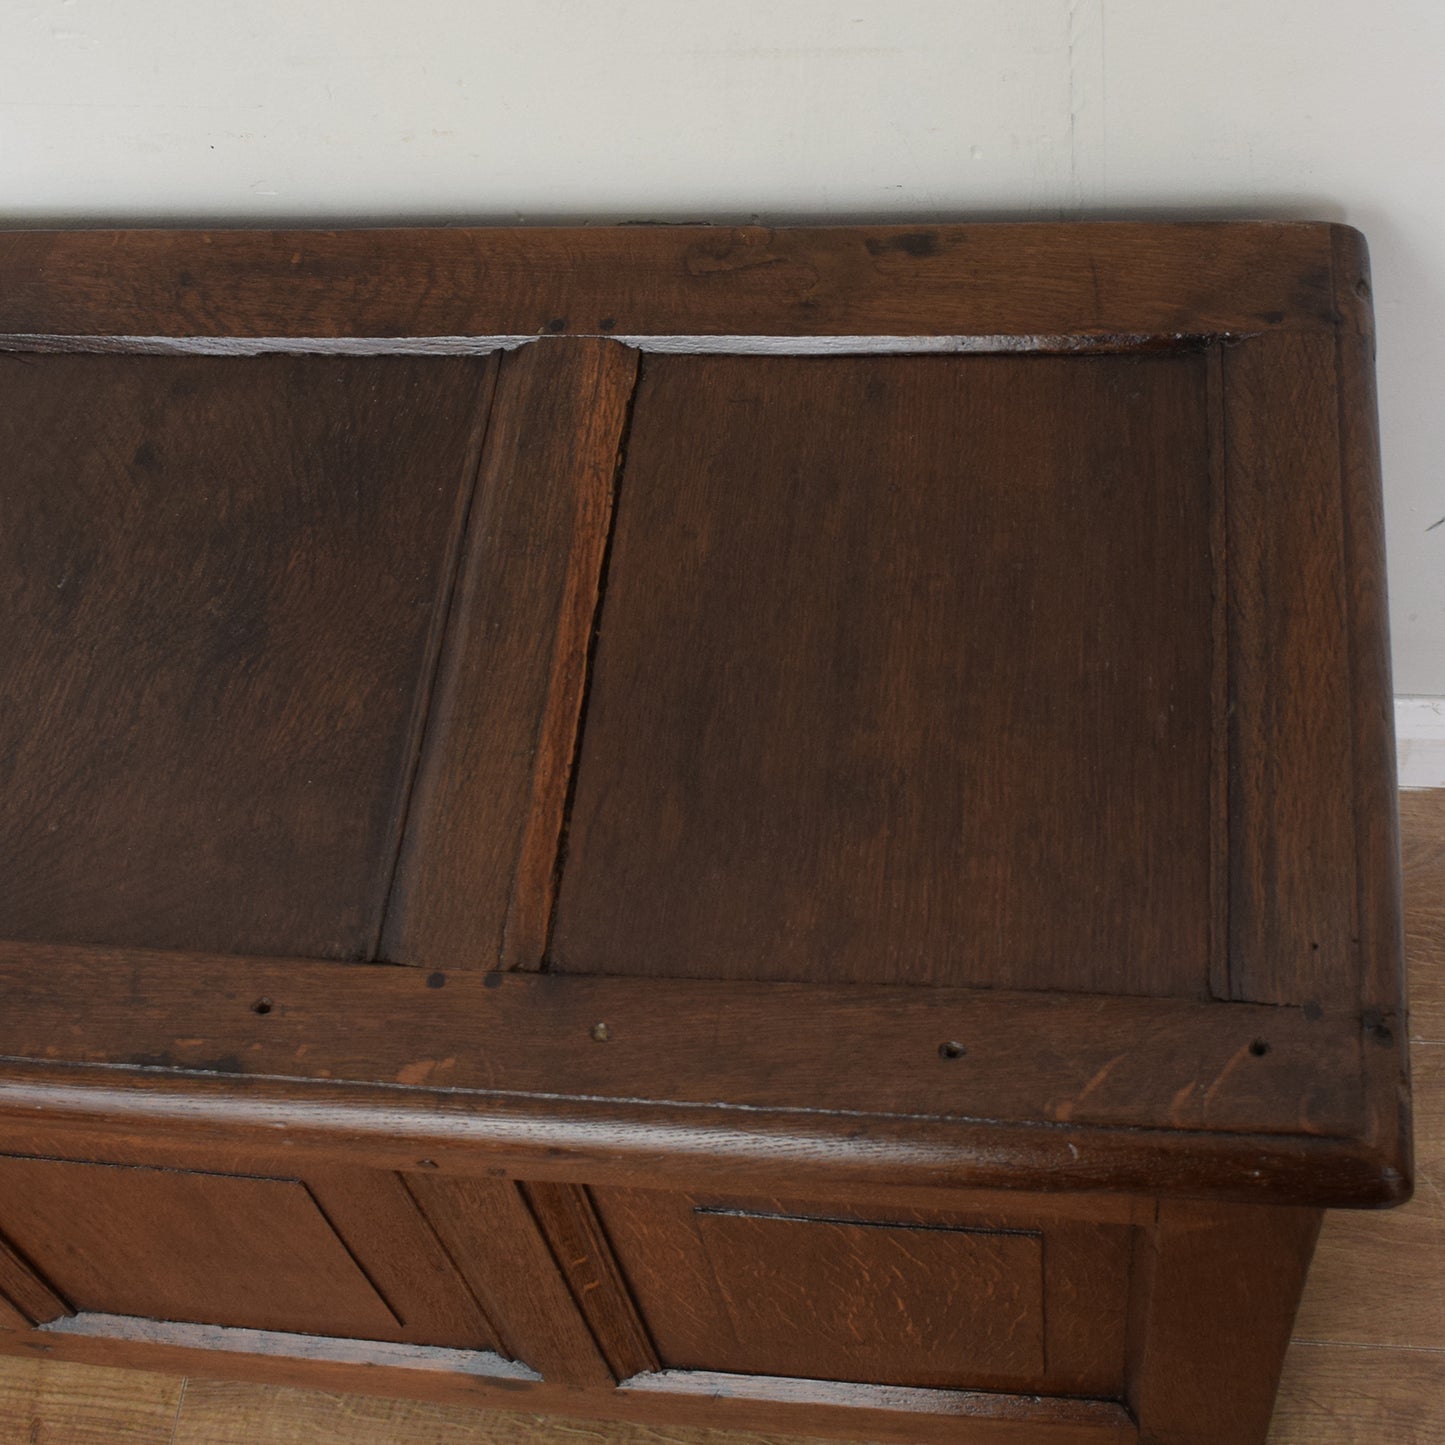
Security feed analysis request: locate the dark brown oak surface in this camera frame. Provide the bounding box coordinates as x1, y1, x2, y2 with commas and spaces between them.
0, 351, 494, 961
0, 1157, 401, 1340
552, 349, 1215, 995
0, 223, 1407, 1445
0, 222, 1362, 341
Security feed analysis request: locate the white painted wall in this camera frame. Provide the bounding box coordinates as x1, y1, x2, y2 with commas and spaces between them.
3, 0, 1443, 697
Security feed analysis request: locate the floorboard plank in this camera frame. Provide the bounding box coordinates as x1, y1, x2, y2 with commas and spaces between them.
1403, 791, 1445, 1044
0, 1356, 182, 1444
1269, 1343, 1445, 1443
1292, 1045, 1444, 1348
169, 1378, 843, 1445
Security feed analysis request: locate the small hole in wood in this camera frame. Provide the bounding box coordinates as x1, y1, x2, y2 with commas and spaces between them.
591, 1022, 610, 1042
1249, 1038, 1270, 1057
1355, 276, 1371, 300
938, 1040, 967, 1060
251, 998, 273, 1016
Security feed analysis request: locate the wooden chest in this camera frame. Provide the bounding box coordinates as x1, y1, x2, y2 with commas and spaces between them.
0, 223, 1411, 1444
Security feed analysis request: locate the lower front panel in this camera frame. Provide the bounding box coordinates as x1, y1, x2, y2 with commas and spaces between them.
588, 1186, 1131, 1398
4, 1150, 1308, 1445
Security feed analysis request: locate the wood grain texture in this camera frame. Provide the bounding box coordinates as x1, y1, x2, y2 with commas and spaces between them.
0, 223, 1347, 342
168, 1376, 849, 1445
520, 1183, 659, 1379
0, 351, 493, 960
302, 1170, 502, 1352
0, 1331, 1137, 1445
0, 222, 1412, 1444
0, 1232, 70, 1326
0, 943, 1388, 1206
1404, 791, 1445, 1043
402, 1175, 614, 1387
595, 1189, 1127, 1400
1126, 1200, 1322, 1445
0, 1357, 182, 1444
1224, 333, 1359, 1007
687, 1214, 1041, 1387
4, 789, 1441, 1445
381, 339, 638, 970
1270, 1342, 1445, 1444
616, 1374, 1136, 1445
0, 1155, 400, 1340
554, 351, 1215, 996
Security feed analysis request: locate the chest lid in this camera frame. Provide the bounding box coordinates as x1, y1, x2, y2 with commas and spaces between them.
0, 222, 1408, 1206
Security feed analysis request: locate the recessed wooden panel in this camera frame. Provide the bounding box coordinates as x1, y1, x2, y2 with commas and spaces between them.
593, 1188, 1055, 1390
0, 1155, 399, 1340
553, 351, 1215, 995
0, 352, 493, 960
594, 1190, 1130, 1398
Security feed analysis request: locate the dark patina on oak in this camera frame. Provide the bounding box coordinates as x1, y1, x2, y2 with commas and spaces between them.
0, 223, 1409, 1445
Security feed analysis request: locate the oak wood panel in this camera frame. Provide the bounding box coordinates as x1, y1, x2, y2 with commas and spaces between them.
0, 1357, 183, 1444
0, 1155, 400, 1340
0, 223, 1346, 342
1126, 1200, 1322, 1445
1270, 1342, 1445, 1444
302, 1170, 502, 1352
0, 1232, 70, 1325
602, 1198, 1045, 1389
0, 351, 494, 961
1224, 333, 1359, 1008
381, 338, 639, 971
594, 1190, 1128, 1399
554, 351, 1215, 995
521, 1183, 659, 1378
403, 1175, 614, 1387
1293, 1045, 1443, 1348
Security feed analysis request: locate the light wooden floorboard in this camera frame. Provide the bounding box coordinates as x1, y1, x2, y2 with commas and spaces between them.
1292, 1046, 1444, 1348
3, 790, 1444, 1443
168, 1379, 830, 1445
1270, 1343, 1445, 1444
0, 1356, 183, 1444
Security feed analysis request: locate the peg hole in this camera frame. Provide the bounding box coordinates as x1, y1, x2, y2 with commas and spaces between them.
251, 998, 273, 1016
938, 1040, 967, 1060
1249, 1038, 1270, 1057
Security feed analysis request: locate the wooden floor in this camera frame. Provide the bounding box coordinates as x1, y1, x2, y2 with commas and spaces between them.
4, 791, 1443, 1444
